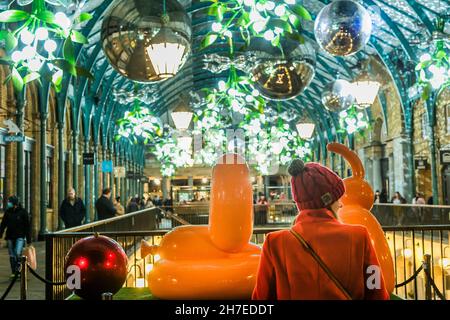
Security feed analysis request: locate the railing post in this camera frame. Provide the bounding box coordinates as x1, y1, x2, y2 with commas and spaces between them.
20, 256, 28, 300
423, 254, 432, 300
102, 292, 113, 300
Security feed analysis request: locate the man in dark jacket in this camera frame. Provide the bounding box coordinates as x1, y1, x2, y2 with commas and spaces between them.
0, 196, 31, 276
59, 188, 86, 228
95, 188, 117, 220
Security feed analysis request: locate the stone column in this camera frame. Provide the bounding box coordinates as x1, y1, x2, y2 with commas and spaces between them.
256, 176, 264, 196
188, 176, 194, 200
39, 112, 48, 235
162, 176, 171, 200
372, 144, 383, 193
57, 123, 65, 230
392, 135, 413, 202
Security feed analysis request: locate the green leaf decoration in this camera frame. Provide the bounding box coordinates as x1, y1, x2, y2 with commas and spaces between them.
52, 58, 77, 76
23, 72, 40, 84
63, 37, 75, 65
5, 33, 18, 52
201, 33, 218, 49
436, 50, 446, 60
290, 5, 312, 21
11, 67, 24, 92
70, 30, 88, 44
269, 18, 293, 34
285, 31, 304, 43
76, 12, 93, 24
208, 3, 219, 16
216, 3, 226, 22
0, 10, 30, 23
36, 10, 55, 24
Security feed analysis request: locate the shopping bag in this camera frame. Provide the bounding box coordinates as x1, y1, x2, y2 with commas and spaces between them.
23, 245, 37, 270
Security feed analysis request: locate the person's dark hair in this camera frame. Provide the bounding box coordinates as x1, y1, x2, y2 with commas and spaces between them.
102, 188, 111, 195
115, 196, 121, 202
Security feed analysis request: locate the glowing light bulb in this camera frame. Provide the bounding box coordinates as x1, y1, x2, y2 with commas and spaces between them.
274, 27, 284, 35
20, 29, 34, 45
274, 5, 286, 16
340, 111, 348, 118
249, 9, 263, 22
35, 27, 48, 41
243, 0, 254, 6
252, 20, 266, 33
255, 2, 265, 11
263, 30, 275, 41
245, 95, 254, 102
11, 51, 23, 63
44, 39, 57, 53
252, 89, 260, 96
28, 58, 42, 71
218, 80, 227, 91
211, 22, 222, 32
420, 53, 431, 62
55, 12, 71, 30
429, 64, 438, 74
22, 46, 36, 59
265, 1, 275, 10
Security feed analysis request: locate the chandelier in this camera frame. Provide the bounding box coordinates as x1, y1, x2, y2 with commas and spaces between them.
296, 121, 315, 140
170, 94, 194, 130
146, 1, 191, 80
351, 60, 380, 109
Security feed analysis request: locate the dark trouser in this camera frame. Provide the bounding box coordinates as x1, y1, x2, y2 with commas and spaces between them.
7, 238, 25, 274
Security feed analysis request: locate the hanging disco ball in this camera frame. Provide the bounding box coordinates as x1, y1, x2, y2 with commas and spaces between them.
314, 0, 372, 56
247, 38, 316, 100
101, 0, 191, 83
321, 79, 355, 112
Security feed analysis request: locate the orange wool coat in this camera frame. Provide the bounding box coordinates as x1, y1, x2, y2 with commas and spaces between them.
252, 208, 389, 300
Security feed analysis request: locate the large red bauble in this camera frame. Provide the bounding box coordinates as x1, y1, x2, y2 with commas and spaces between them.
64, 234, 128, 300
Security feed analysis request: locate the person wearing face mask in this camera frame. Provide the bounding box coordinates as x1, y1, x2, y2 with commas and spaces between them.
252, 159, 389, 300
0, 196, 31, 277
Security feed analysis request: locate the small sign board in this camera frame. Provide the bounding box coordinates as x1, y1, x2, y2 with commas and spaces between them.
114, 166, 126, 178
415, 159, 428, 169
127, 171, 136, 179
441, 150, 450, 164
83, 153, 95, 165
140, 176, 149, 183
4, 135, 25, 143
101, 160, 113, 173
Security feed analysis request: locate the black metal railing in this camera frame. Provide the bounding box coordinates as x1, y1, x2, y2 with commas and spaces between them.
158, 203, 450, 228
372, 204, 450, 226
58, 207, 160, 233
43, 224, 450, 300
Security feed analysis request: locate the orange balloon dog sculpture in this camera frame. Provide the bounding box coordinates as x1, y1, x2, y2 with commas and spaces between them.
327, 143, 395, 293
141, 154, 261, 299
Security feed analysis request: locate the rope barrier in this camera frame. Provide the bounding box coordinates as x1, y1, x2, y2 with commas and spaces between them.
0, 271, 20, 300
423, 268, 446, 300
26, 264, 66, 286
394, 265, 424, 288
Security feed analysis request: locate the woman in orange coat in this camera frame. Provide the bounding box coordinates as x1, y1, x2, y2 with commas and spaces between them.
252, 159, 389, 300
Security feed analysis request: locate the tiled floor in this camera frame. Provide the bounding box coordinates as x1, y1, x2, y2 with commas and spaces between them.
0, 241, 46, 300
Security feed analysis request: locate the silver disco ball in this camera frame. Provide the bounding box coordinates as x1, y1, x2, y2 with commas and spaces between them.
321, 79, 355, 112
101, 0, 191, 83
248, 38, 316, 101
314, 0, 372, 56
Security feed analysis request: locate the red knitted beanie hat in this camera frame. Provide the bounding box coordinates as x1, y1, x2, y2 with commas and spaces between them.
288, 159, 345, 210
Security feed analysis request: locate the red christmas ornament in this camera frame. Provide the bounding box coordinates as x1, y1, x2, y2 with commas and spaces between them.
65, 234, 128, 300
